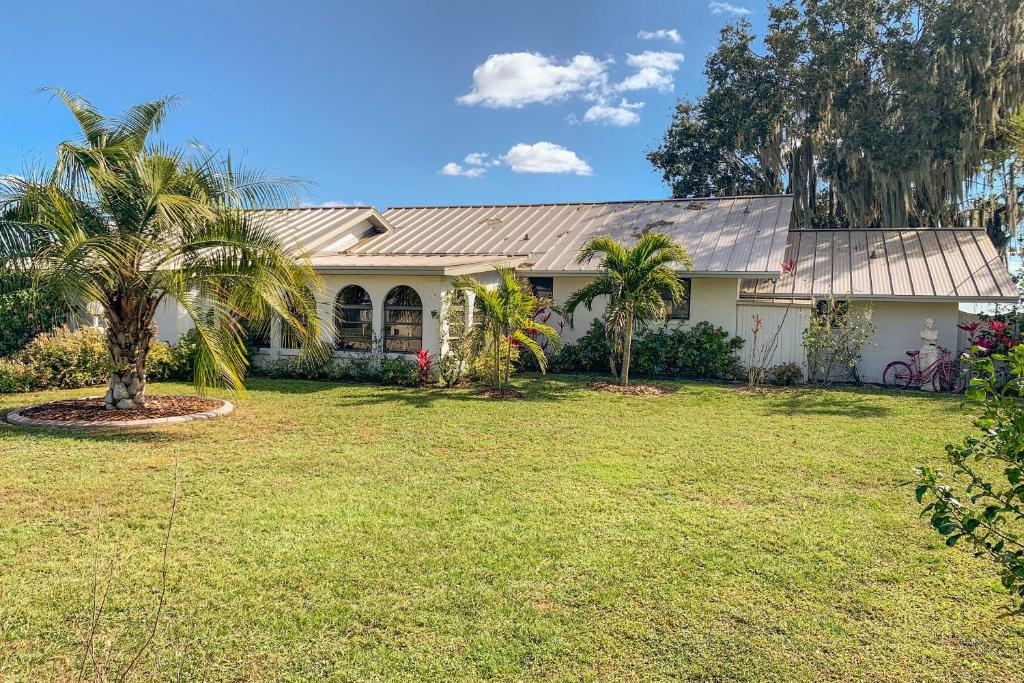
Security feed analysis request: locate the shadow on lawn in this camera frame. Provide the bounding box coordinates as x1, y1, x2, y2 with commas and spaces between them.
327, 375, 585, 409
0, 421, 196, 445
759, 389, 893, 418
758, 385, 964, 418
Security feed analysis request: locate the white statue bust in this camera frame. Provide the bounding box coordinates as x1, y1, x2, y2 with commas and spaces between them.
919, 317, 939, 391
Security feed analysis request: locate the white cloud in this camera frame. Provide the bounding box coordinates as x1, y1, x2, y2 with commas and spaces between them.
616, 51, 684, 92
709, 1, 751, 15
637, 29, 682, 44
464, 152, 501, 167
626, 51, 685, 72
583, 99, 644, 126
502, 142, 592, 176
439, 162, 486, 178
457, 52, 608, 108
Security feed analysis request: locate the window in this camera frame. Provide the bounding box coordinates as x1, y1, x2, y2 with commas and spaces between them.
383, 285, 422, 353
445, 289, 467, 343
662, 278, 691, 321
527, 276, 554, 301
244, 318, 271, 350
335, 286, 373, 351
815, 299, 849, 318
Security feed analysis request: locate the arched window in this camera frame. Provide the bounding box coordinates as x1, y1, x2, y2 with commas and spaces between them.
335, 285, 373, 351
383, 285, 422, 354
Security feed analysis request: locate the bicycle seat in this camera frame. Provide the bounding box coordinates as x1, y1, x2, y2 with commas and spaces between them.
906, 351, 919, 357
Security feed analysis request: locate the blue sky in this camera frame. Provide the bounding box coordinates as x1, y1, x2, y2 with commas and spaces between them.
0, 0, 765, 209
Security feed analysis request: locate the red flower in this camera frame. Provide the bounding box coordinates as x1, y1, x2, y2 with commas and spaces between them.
988, 320, 1008, 335
957, 322, 980, 334
780, 259, 796, 276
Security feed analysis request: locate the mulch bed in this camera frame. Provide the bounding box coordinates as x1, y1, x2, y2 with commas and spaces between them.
588, 381, 671, 396
19, 396, 223, 422
479, 389, 524, 400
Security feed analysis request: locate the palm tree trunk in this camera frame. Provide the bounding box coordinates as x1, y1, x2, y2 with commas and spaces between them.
103, 319, 153, 410
493, 333, 502, 391
621, 313, 634, 386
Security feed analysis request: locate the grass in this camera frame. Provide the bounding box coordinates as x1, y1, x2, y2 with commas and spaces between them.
0, 376, 1021, 681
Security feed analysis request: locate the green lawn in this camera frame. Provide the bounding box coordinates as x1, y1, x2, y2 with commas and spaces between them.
1, 377, 1021, 681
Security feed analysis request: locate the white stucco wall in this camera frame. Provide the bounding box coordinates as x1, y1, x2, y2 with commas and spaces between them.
302, 274, 446, 358
854, 301, 960, 384
551, 275, 741, 344
153, 296, 195, 343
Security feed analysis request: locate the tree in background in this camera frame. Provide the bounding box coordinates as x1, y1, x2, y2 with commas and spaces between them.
453, 267, 560, 393
564, 233, 692, 386
648, 0, 1024, 243
0, 90, 326, 409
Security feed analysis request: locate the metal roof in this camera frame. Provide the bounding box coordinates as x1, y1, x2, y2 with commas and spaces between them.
307, 252, 525, 275
740, 228, 1018, 303
249, 207, 393, 255
362, 196, 793, 276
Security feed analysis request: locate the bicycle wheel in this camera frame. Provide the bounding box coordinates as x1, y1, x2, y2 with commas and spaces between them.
883, 361, 913, 389
933, 361, 967, 394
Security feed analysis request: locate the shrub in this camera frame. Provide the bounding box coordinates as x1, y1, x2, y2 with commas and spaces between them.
767, 362, 803, 386
911, 345, 1024, 615
0, 291, 67, 357
804, 298, 876, 385
0, 359, 35, 393
145, 340, 178, 381
554, 319, 744, 380
550, 318, 614, 374
379, 356, 419, 387
18, 326, 109, 389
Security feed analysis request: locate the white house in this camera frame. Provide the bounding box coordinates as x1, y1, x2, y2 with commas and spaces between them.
153, 195, 1018, 383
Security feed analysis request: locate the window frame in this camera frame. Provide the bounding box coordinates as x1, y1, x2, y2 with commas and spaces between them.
527, 276, 554, 301
383, 285, 423, 354
663, 277, 692, 322
334, 285, 374, 351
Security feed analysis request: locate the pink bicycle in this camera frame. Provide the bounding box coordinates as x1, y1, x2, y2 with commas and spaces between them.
882, 346, 966, 393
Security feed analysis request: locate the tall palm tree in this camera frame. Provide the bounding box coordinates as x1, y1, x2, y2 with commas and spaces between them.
564, 232, 691, 386
454, 267, 560, 392
0, 89, 326, 409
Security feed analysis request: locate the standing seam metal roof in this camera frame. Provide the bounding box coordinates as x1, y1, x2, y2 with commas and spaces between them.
366, 196, 793, 275
739, 228, 1017, 301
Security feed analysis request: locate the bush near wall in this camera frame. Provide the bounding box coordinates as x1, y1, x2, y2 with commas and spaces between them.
551, 319, 745, 380
0, 326, 189, 394
0, 291, 67, 357
252, 351, 421, 387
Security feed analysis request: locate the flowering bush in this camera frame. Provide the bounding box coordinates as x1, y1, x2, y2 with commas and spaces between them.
959, 319, 1020, 356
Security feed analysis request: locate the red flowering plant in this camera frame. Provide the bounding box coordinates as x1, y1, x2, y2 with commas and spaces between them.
962, 319, 1021, 356
415, 348, 433, 386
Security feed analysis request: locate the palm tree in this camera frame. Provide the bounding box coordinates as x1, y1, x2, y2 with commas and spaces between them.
454, 267, 560, 392
564, 232, 691, 386
0, 90, 326, 409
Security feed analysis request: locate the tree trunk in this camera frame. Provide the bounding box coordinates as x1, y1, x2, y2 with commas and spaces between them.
620, 313, 634, 386
493, 333, 502, 391
103, 317, 154, 410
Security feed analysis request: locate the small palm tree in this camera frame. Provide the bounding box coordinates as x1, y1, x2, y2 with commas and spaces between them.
454, 267, 560, 392
0, 90, 326, 409
564, 232, 691, 386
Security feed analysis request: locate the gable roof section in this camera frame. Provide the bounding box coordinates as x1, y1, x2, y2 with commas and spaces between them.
249, 207, 393, 255
740, 228, 1018, 303
367, 196, 793, 277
